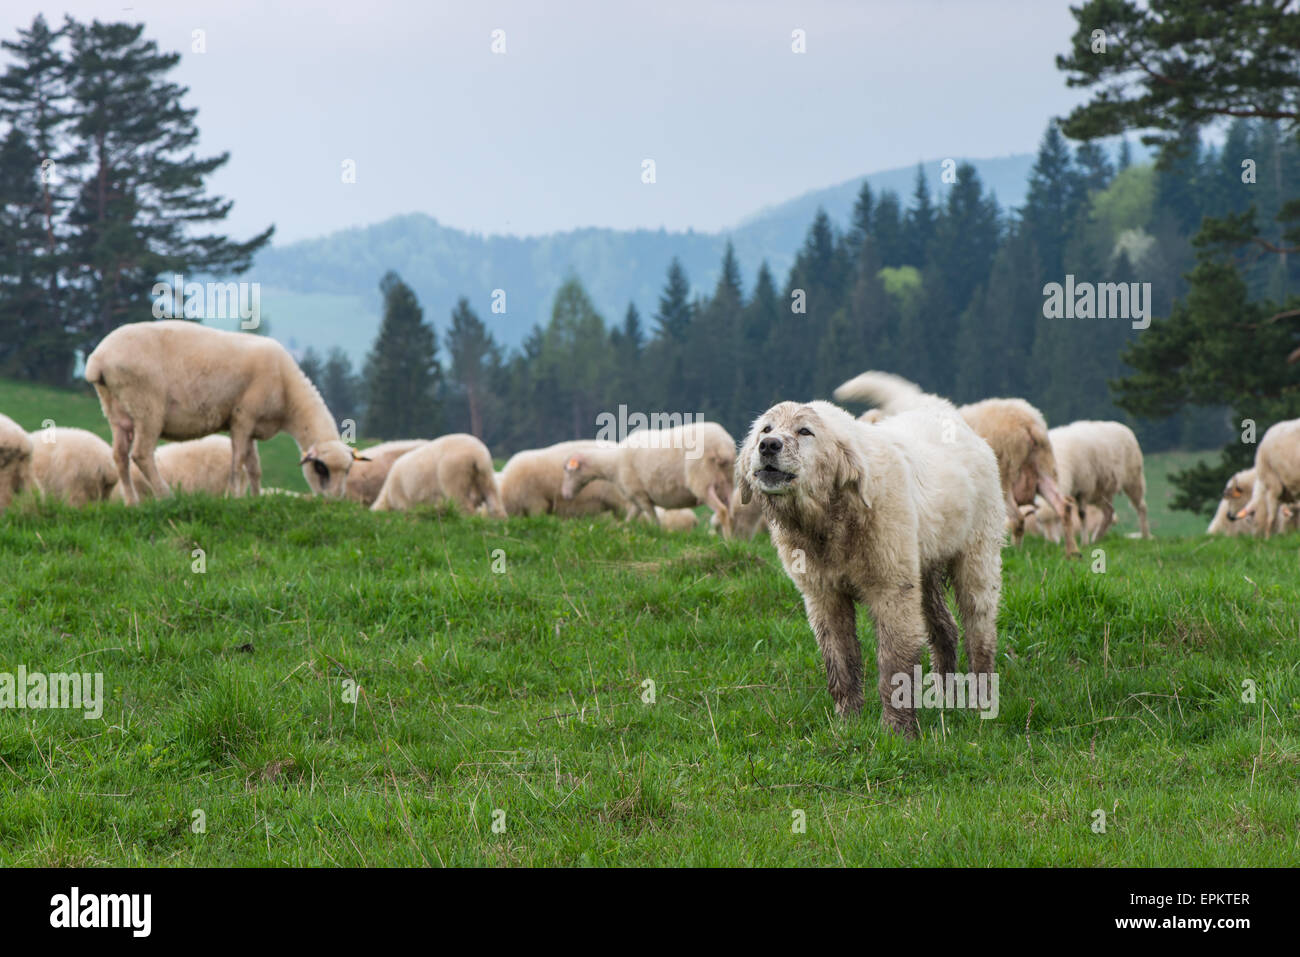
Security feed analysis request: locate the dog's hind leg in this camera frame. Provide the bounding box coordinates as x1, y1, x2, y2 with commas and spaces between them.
803, 589, 863, 719
921, 566, 958, 677
952, 543, 1001, 677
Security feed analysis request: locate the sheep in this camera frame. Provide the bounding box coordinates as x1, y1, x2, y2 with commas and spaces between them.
370, 433, 506, 516
84, 319, 365, 503
655, 506, 701, 531
1021, 497, 1105, 543
1209, 467, 1299, 536
111, 435, 254, 501
559, 421, 736, 535
0, 412, 35, 512
343, 439, 429, 507
1048, 420, 1151, 542
498, 440, 631, 518
834, 374, 1075, 556
1235, 418, 1300, 539
709, 488, 768, 539
28, 427, 119, 506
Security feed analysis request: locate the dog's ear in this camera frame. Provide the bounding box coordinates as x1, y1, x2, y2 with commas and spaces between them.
735, 432, 757, 505
832, 438, 871, 509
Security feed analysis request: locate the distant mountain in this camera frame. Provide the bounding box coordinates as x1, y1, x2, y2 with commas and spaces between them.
241, 154, 1042, 365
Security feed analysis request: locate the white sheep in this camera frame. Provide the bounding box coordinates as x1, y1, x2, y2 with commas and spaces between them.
1235, 419, 1300, 539
709, 487, 768, 539
0, 412, 35, 512
371, 433, 506, 516
28, 427, 119, 506
655, 506, 700, 531
498, 440, 630, 518
84, 320, 364, 503
344, 439, 429, 507
559, 421, 736, 536
1048, 420, 1151, 542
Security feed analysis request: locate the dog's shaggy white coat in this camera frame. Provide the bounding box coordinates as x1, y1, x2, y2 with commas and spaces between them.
738, 372, 1003, 737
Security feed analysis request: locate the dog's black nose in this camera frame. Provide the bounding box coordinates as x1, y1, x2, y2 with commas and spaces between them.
759, 436, 783, 455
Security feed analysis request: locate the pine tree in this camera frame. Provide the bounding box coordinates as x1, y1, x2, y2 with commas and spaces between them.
446, 297, 500, 440
871, 191, 905, 267
61, 19, 273, 356
321, 348, 360, 431
901, 165, 936, 268
1022, 122, 1084, 280
297, 346, 324, 387
363, 272, 441, 438
846, 180, 874, 251
0, 15, 72, 381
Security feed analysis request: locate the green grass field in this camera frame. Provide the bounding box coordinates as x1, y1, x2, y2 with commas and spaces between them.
1, 381, 1297, 866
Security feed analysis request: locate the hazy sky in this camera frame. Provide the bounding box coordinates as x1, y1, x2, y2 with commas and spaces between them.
6, 0, 1093, 245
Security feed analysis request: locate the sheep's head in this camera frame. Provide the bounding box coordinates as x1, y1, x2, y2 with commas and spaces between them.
560, 454, 592, 500
301, 441, 370, 498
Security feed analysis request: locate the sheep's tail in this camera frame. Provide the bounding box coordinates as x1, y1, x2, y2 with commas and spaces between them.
832, 371, 926, 414
83, 353, 102, 385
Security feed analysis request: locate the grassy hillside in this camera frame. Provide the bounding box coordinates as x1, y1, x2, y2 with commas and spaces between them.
0, 494, 1296, 866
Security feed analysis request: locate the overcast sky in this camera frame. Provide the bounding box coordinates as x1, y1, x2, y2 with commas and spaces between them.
5, 0, 1093, 245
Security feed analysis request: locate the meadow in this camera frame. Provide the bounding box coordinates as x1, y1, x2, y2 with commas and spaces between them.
1, 381, 1297, 866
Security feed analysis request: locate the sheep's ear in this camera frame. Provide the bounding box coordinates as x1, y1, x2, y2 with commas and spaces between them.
833, 439, 871, 509
351, 448, 371, 462
299, 446, 316, 466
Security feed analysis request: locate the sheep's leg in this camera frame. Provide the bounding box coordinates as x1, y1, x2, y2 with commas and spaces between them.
1097, 500, 1116, 541
631, 493, 658, 524
244, 440, 262, 497
863, 584, 926, 738
921, 567, 958, 676
705, 483, 732, 538
1126, 480, 1150, 539
226, 437, 248, 497
951, 542, 1000, 679
130, 440, 170, 500
1004, 486, 1025, 546
804, 589, 865, 721
1261, 489, 1279, 541
111, 422, 139, 505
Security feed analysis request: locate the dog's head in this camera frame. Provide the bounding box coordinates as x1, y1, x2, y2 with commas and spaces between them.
737, 401, 870, 513
300, 440, 370, 498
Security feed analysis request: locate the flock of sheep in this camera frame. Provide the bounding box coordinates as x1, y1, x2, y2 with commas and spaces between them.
2, 319, 1298, 734
0, 319, 1294, 547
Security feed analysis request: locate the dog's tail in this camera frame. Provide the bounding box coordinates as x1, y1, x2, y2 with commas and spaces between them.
832, 371, 927, 414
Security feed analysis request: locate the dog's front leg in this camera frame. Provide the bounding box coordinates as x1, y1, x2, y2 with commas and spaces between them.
865, 583, 928, 739
803, 590, 863, 718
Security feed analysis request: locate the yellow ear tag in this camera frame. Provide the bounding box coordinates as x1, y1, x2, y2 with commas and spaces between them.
566, 457, 580, 469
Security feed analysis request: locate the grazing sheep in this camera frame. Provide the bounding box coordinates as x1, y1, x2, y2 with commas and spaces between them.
112, 435, 255, 500
834, 373, 1075, 556
0, 412, 35, 512
343, 439, 429, 507
28, 427, 119, 506
559, 422, 736, 536
1234, 418, 1300, 539
1048, 420, 1151, 542
709, 489, 768, 539
371, 433, 506, 516
655, 506, 700, 531
84, 320, 365, 503
738, 372, 1003, 737
1021, 497, 1105, 543
499, 440, 630, 518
